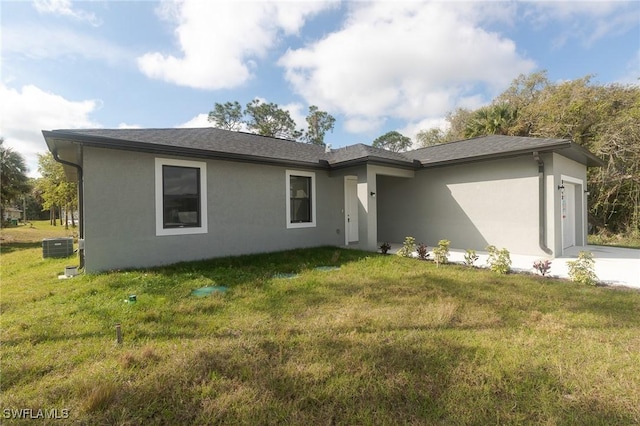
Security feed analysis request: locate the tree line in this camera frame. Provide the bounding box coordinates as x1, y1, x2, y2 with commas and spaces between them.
209, 99, 417, 153
1, 138, 78, 228
208, 100, 335, 146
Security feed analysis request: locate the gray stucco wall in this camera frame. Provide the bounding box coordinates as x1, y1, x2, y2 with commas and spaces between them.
547, 153, 589, 255
329, 165, 415, 250
377, 156, 546, 256
82, 147, 345, 271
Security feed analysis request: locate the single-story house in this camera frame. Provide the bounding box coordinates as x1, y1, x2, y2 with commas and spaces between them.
42, 128, 603, 272
3, 207, 23, 222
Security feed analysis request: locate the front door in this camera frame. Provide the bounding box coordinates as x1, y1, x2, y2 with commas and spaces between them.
345, 177, 358, 244
562, 183, 576, 249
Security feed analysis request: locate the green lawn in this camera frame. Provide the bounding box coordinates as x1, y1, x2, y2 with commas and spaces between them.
588, 231, 640, 249
2, 222, 640, 424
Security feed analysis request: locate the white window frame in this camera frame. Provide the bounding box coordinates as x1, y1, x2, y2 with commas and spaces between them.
155, 158, 208, 236
286, 170, 316, 229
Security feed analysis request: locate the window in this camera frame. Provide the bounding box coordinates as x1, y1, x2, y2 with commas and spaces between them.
155, 158, 207, 236
286, 170, 316, 228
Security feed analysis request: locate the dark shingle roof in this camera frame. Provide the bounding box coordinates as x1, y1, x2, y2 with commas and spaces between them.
43, 129, 603, 171
43, 127, 417, 168
45, 127, 328, 166
407, 135, 603, 167
327, 144, 414, 168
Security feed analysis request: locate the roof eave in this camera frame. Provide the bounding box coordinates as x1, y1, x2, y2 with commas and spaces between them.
417, 142, 604, 168
560, 143, 605, 167
43, 130, 329, 170
42, 131, 82, 180
328, 156, 418, 170
416, 145, 569, 168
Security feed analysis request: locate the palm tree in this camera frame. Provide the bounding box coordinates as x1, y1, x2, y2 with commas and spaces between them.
464, 104, 517, 138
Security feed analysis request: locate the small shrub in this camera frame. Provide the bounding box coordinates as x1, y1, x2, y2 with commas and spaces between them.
486, 245, 511, 274
567, 251, 598, 285
533, 259, 552, 276
433, 239, 450, 267
463, 249, 479, 267
379, 242, 392, 255
416, 243, 429, 260
396, 236, 416, 258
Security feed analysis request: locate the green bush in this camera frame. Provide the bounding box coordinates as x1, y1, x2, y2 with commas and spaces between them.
463, 249, 479, 267
486, 245, 512, 274
433, 239, 450, 267
397, 236, 416, 258
567, 251, 598, 285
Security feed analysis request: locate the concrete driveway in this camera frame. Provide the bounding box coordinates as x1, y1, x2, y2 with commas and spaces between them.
388, 244, 640, 289
547, 245, 640, 289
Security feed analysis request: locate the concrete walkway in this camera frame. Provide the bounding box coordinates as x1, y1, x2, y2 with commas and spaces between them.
386, 244, 640, 290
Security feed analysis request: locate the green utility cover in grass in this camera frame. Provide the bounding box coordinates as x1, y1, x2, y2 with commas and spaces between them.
190, 286, 228, 297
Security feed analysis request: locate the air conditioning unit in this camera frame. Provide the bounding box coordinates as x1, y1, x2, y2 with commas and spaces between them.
42, 238, 74, 258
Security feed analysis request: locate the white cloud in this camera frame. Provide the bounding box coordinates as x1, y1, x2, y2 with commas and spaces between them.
523, 1, 638, 47
282, 102, 306, 133
178, 100, 307, 132
176, 113, 211, 128
0, 84, 99, 177
3, 25, 129, 65
279, 2, 535, 135
617, 49, 640, 85
344, 116, 386, 135
33, 0, 102, 26
138, 0, 337, 90
399, 117, 450, 150
525, 1, 625, 24
117, 123, 142, 129
456, 94, 487, 111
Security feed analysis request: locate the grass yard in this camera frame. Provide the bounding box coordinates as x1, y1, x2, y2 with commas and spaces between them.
2, 222, 640, 424
588, 231, 640, 249
0, 221, 77, 253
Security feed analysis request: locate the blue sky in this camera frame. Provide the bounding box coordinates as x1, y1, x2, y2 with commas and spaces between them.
1, 0, 638, 177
